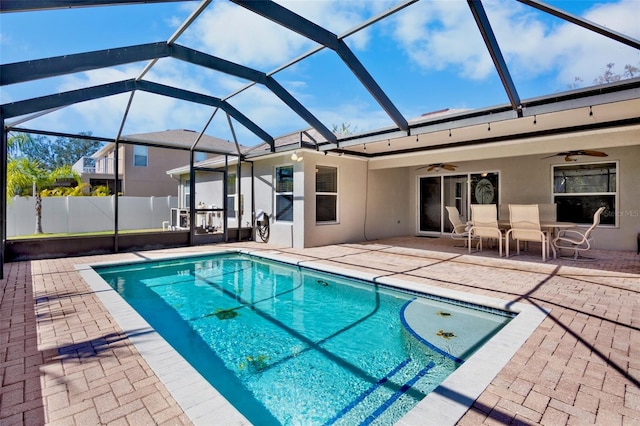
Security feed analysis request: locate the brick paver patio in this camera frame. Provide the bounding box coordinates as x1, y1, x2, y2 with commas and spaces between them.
1, 237, 638, 425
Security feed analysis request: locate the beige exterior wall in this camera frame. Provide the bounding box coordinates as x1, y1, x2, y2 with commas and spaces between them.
253, 155, 293, 247
121, 145, 189, 197
209, 126, 640, 252
253, 152, 403, 248
303, 154, 370, 247
81, 144, 190, 197
248, 143, 637, 251
405, 145, 639, 251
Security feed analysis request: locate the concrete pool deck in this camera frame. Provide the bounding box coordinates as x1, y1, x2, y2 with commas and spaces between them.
1, 236, 639, 425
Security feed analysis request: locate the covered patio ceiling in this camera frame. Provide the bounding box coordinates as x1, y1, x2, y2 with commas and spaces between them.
1, 0, 639, 159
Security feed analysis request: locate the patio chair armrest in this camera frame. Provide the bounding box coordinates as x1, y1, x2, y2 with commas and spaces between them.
553, 234, 585, 246
453, 224, 468, 234
556, 229, 585, 240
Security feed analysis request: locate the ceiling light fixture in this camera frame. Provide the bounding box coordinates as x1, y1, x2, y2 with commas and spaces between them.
589, 106, 593, 116
533, 115, 537, 125
291, 151, 303, 162
448, 129, 452, 137
487, 122, 491, 131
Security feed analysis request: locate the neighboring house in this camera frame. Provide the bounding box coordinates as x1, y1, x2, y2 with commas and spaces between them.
168, 94, 640, 252
73, 129, 237, 196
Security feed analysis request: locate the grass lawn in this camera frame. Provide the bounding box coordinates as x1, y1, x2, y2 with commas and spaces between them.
8, 228, 168, 239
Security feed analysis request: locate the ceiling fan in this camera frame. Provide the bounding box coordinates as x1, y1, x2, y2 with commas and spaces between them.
417, 163, 458, 172
542, 150, 608, 162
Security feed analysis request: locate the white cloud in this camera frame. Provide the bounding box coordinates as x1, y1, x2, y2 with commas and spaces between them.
546, 0, 640, 85
390, 0, 493, 79
182, 1, 313, 70
8, 0, 637, 142
388, 0, 640, 86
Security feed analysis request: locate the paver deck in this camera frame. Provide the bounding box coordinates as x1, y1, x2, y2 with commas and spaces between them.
1, 236, 638, 425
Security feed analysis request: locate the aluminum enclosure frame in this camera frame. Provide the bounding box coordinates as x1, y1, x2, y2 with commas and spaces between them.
2, 0, 639, 279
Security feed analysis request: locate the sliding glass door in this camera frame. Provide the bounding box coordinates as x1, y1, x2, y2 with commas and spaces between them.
443, 175, 469, 232
419, 177, 441, 232
418, 172, 499, 235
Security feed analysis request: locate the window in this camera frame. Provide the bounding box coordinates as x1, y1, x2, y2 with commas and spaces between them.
184, 179, 190, 208
470, 172, 499, 205
553, 162, 616, 225
227, 173, 236, 219
133, 145, 148, 167
275, 166, 293, 221
316, 166, 337, 222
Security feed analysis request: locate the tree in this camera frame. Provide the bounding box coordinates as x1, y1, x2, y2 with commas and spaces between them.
7, 158, 82, 234
331, 122, 358, 136
593, 63, 621, 85
8, 131, 102, 171
569, 62, 639, 89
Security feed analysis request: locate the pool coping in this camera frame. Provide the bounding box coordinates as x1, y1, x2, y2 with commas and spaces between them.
76, 248, 549, 426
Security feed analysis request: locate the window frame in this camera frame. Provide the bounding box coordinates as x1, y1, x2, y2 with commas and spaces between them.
551, 160, 618, 226
227, 173, 236, 219
274, 165, 294, 222
133, 145, 148, 167
315, 165, 338, 224
183, 179, 190, 209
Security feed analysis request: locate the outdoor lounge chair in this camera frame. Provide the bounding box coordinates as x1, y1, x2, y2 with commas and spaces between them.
445, 206, 476, 248
552, 206, 606, 260
469, 204, 504, 257
506, 204, 550, 262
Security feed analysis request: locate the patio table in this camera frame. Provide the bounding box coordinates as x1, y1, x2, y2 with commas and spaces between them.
497, 220, 577, 259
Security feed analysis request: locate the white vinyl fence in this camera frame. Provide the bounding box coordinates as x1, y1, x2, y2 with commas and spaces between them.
6, 195, 178, 237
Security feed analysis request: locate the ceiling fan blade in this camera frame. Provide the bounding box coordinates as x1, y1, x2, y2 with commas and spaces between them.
442, 164, 457, 171
564, 155, 576, 162
427, 166, 436, 171
541, 153, 562, 159
582, 150, 608, 157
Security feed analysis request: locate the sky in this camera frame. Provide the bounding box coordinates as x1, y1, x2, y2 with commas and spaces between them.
1, 0, 639, 147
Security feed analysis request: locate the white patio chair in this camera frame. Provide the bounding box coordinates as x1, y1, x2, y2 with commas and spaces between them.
445, 206, 477, 248
469, 204, 504, 257
552, 207, 606, 260
506, 204, 549, 262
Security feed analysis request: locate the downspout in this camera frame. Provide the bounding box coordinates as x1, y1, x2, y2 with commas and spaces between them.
1, 113, 7, 279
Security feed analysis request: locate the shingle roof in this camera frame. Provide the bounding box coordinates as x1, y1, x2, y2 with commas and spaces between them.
120, 129, 245, 155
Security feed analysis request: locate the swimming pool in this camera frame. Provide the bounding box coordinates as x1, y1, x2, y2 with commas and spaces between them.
78, 250, 548, 425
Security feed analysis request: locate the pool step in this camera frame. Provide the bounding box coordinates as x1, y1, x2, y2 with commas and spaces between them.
325, 359, 436, 425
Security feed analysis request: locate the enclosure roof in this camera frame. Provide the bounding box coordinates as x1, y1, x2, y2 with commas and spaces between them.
1, 0, 639, 159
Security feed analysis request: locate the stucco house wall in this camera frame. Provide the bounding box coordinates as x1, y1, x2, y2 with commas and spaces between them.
251, 152, 412, 249
121, 145, 188, 197
183, 128, 639, 252
360, 167, 412, 241
252, 156, 293, 247
406, 145, 639, 251
303, 154, 369, 247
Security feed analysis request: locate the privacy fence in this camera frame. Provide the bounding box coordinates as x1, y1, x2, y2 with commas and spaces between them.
6, 195, 178, 238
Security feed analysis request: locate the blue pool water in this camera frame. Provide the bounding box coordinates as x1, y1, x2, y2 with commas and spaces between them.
95, 253, 512, 425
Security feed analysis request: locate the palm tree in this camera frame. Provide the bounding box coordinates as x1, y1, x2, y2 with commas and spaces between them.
7, 159, 82, 234
7, 158, 49, 234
